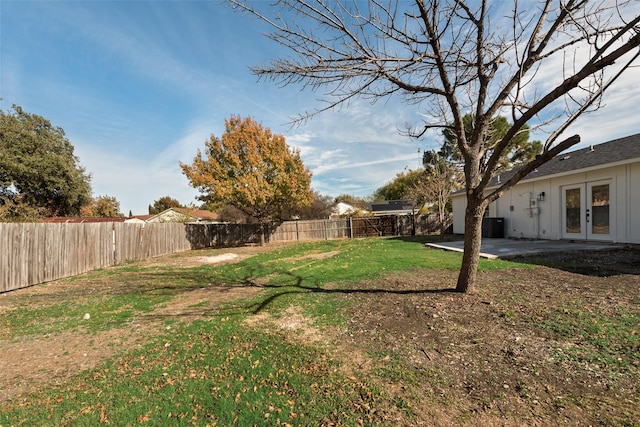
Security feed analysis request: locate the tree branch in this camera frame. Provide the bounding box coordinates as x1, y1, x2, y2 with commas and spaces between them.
485, 134, 580, 204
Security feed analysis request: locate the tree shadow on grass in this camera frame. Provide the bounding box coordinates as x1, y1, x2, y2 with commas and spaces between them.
124, 266, 458, 321
20, 260, 458, 323
387, 234, 462, 244
214, 268, 458, 317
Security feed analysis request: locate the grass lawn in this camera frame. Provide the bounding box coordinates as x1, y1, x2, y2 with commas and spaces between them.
0, 237, 638, 426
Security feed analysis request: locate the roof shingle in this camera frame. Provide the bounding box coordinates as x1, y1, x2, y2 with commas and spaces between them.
491, 133, 640, 186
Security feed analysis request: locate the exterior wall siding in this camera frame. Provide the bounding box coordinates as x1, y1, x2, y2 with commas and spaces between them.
629, 163, 640, 243
452, 163, 638, 243
452, 196, 466, 235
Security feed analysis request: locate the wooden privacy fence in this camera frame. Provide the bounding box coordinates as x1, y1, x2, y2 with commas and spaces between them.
349, 214, 451, 238
0, 213, 449, 293
0, 222, 193, 293
188, 223, 262, 248
269, 219, 350, 242
268, 214, 450, 240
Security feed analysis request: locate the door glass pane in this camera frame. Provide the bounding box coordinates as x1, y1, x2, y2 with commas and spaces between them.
591, 184, 610, 234
565, 188, 581, 234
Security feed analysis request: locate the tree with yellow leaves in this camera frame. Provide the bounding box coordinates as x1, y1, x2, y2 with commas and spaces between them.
180, 115, 313, 245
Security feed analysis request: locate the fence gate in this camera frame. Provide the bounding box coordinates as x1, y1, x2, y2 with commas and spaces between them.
351, 215, 397, 238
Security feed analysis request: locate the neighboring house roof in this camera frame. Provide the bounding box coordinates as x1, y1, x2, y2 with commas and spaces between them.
331, 202, 369, 217
44, 209, 220, 224
370, 200, 416, 215
127, 214, 155, 222
145, 207, 220, 223
173, 208, 219, 221
333, 202, 354, 215
123, 217, 148, 224
44, 217, 126, 223
455, 133, 640, 193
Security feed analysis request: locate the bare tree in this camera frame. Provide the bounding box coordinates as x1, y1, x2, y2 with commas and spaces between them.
231, 0, 640, 292
411, 151, 460, 236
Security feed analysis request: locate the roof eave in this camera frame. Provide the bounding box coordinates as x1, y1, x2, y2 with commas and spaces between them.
487, 155, 640, 191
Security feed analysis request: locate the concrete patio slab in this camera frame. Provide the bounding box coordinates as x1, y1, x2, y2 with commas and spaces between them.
426, 238, 623, 259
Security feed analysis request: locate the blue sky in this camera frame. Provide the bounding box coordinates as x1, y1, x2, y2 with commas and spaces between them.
1, 1, 638, 215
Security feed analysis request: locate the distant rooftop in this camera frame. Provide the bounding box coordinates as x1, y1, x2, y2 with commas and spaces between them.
44, 217, 126, 223
370, 200, 416, 214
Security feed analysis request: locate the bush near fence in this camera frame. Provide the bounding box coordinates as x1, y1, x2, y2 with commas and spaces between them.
0, 213, 449, 293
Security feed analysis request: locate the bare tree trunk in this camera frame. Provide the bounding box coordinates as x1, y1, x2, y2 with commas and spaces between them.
438, 204, 446, 239
456, 197, 486, 292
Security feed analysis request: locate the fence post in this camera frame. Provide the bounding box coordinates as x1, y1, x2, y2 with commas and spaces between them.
412, 211, 416, 236
266, 223, 270, 244
111, 223, 117, 265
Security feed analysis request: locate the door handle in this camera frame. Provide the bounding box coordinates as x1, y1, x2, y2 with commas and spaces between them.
586, 208, 590, 223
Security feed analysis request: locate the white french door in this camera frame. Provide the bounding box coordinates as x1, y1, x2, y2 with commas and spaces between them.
561, 181, 612, 241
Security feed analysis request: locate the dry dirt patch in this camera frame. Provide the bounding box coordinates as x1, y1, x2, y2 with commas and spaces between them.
0, 282, 262, 403
0, 326, 152, 402
244, 305, 328, 345
141, 252, 247, 268
342, 256, 640, 426
243, 305, 376, 385
198, 253, 240, 264
138, 242, 297, 269
0, 248, 269, 403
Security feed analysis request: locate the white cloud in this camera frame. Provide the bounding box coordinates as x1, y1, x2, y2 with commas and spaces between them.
285, 132, 313, 146
7, 0, 635, 216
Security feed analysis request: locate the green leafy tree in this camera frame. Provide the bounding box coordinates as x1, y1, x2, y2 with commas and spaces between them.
180, 115, 313, 244
149, 196, 183, 215
231, 0, 639, 292
0, 105, 92, 220
0, 194, 45, 222
438, 115, 542, 173
373, 169, 425, 201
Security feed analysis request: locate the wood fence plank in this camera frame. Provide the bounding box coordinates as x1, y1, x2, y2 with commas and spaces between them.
1, 214, 449, 293
0, 224, 7, 292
